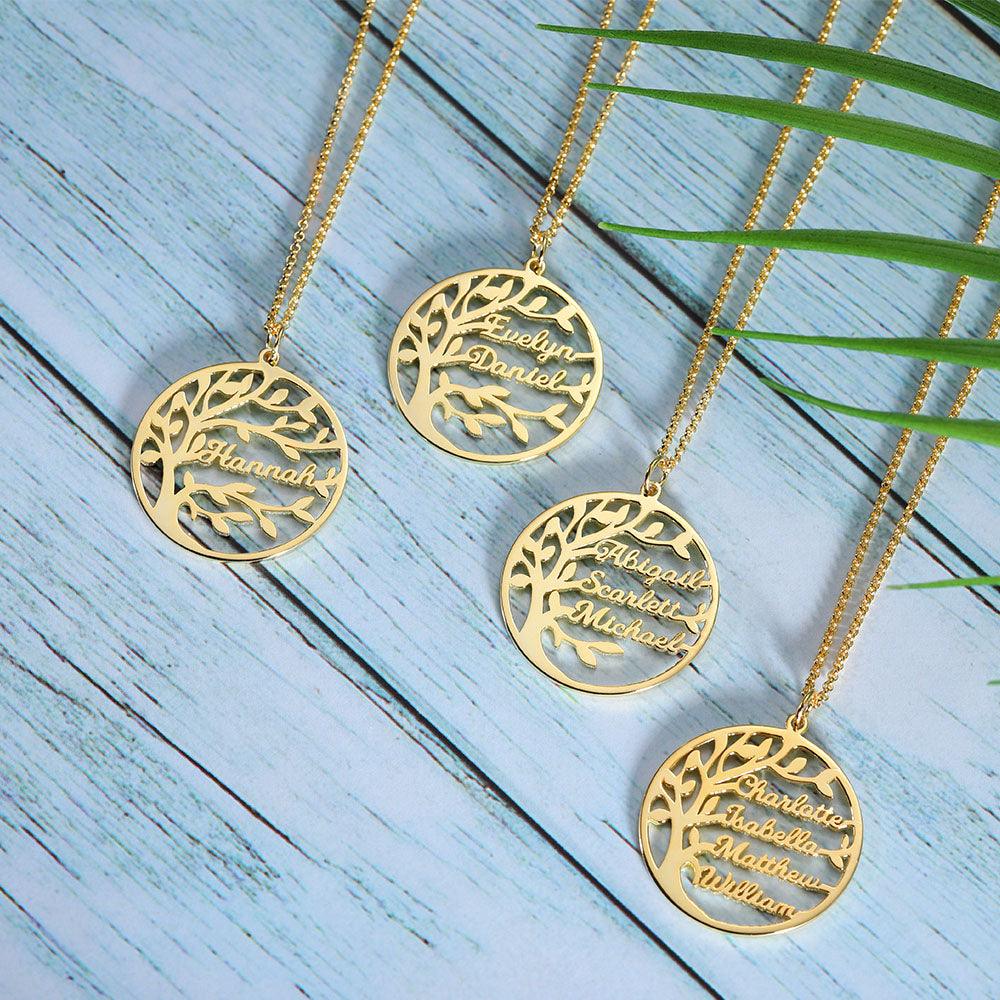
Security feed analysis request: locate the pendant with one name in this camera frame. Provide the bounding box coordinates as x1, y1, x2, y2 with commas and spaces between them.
639, 721, 862, 934
388, 266, 602, 462
131, 354, 348, 561
500, 491, 718, 693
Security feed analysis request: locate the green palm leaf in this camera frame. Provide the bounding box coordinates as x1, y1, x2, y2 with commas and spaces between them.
945, 0, 1000, 30
599, 226, 1000, 282
716, 329, 1000, 368
538, 27, 1000, 121
761, 377, 1000, 445
588, 85, 1000, 177
890, 575, 1000, 589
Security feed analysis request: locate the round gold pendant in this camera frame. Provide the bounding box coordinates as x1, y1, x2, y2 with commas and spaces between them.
639, 722, 862, 934
388, 266, 602, 462
500, 491, 718, 693
131, 356, 348, 561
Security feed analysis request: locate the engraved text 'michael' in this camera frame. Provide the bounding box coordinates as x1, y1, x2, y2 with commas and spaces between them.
566, 600, 691, 654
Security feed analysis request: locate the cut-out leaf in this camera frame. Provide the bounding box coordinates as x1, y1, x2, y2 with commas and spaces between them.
206, 486, 229, 506
560, 560, 578, 581
210, 516, 231, 537
784, 756, 808, 774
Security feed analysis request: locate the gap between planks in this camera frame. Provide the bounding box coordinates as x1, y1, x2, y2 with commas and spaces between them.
4, 317, 724, 1000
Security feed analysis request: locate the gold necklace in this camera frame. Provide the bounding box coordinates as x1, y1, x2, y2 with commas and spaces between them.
387, 0, 658, 463
641, 179, 1000, 934
131, 0, 421, 561
499, 0, 903, 694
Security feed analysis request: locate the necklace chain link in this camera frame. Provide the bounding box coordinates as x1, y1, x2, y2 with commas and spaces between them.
642, 0, 901, 495
794, 180, 1000, 724
527, 0, 659, 268
256, 0, 995, 718
263, 0, 422, 364
627, 0, 995, 716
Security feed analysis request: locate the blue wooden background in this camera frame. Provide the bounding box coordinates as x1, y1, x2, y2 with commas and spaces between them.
2, 1, 997, 996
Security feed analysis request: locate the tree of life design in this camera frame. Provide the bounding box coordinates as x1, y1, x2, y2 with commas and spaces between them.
500, 492, 719, 694
639, 725, 863, 934
388, 267, 602, 462
131, 359, 347, 560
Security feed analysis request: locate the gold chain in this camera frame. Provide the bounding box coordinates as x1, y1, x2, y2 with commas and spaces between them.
263, 0, 422, 364
527, 0, 659, 272
790, 179, 1000, 728
642, 0, 903, 495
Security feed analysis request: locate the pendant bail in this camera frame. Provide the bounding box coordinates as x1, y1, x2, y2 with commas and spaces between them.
641, 456, 669, 498
262, 320, 282, 366
787, 701, 810, 734
526, 233, 549, 275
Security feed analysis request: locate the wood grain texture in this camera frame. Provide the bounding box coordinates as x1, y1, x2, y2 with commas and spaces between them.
1, 1, 996, 996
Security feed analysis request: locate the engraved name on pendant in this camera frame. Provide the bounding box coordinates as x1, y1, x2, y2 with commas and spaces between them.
131, 357, 348, 560
639, 723, 863, 934
388, 266, 602, 462
500, 491, 719, 693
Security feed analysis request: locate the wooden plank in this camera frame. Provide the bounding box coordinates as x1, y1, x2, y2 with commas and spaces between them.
0, 339, 708, 997
368, 0, 1000, 575
5, 0, 997, 574
1, 0, 997, 995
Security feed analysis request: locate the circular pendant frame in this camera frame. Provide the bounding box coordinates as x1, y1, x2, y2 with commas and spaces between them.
500, 491, 719, 694
131, 357, 348, 561
639, 723, 863, 934
388, 266, 602, 462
